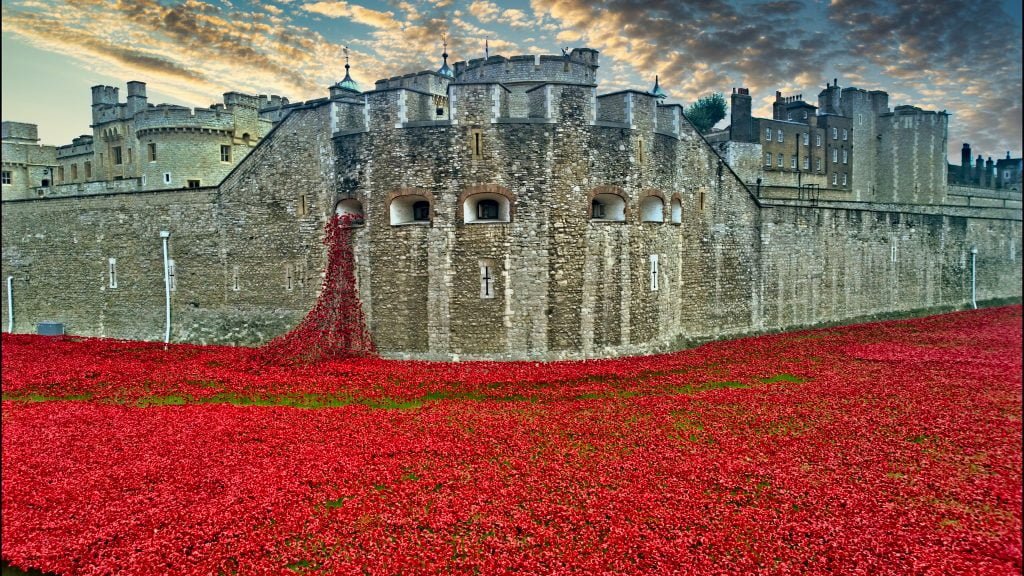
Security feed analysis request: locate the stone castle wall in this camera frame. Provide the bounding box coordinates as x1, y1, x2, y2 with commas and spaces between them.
2, 66, 1021, 359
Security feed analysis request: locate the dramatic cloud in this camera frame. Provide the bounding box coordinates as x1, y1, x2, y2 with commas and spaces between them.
533, 0, 1021, 158
1, 0, 1020, 159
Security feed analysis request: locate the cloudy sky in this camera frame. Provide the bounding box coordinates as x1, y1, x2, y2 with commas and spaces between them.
2, 0, 1021, 162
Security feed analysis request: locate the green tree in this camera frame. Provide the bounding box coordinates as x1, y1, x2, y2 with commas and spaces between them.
684, 93, 727, 134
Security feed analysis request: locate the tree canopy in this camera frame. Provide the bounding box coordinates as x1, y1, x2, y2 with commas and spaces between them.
684, 93, 727, 134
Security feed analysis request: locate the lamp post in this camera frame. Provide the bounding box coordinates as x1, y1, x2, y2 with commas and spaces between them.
160, 231, 171, 348
970, 247, 978, 309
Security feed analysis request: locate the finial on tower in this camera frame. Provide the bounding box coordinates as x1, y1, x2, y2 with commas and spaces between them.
485, 38, 489, 59
438, 33, 454, 78
338, 45, 359, 92
651, 75, 667, 100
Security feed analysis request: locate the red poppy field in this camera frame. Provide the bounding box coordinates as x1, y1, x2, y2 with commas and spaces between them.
2, 307, 1022, 575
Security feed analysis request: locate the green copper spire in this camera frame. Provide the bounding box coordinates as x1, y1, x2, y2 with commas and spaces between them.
651, 75, 667, 100
438, 34, 455, 78
338, 46, 359, 92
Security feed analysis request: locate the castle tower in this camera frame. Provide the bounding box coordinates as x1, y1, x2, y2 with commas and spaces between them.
90, 85, 119, 124
961, 143, 971, 183
126, 81, 148, 116
729, 87, 753, 143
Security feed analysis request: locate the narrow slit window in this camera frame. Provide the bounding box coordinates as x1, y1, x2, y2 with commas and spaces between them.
637, 137, 645, 163
108, 258, 117, 289
285, 264, 294, 292
232, 265, 240, 291
163, 173, 171, 184
148, 143, 157, 162
470, 130, 483, 159
298, 194, 308, 217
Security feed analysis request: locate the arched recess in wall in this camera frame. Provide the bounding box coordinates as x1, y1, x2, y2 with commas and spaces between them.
388, 188, 435, 225
459, 184, 514, 224
670, 193, 683, 224
639, 190, 666, 223
588, 185, 627, 222
335, 198, 365, 226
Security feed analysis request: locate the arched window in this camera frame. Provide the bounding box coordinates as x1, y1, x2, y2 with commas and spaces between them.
640, 196, 664, 222
590, 193, 626, 222
389, 193, 432, 225
671, 197, 682, 224
463, 193, 510, 224
336, 199, 364, 226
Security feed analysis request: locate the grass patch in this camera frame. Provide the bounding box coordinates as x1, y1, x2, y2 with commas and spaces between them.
760, 373, 806, 384
672, 381, 749, 395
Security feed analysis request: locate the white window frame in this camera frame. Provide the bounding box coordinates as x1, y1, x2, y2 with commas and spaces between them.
777, 129, 784, 143
832, 127, 838, 140
803, 157, 810, 170
816, 158, 822, 171
790, 156, 797, 169
220, 145, 231, 163
765, 128, 772, 141
816, 134, 822, 147
842, 173, 848, 185
832, 148, 838, 163
777, 154, 783, 167
479, 260, 496, 299
842, 149, 848, 164
167, 259, 177, 291
108, 258, 118, 289
764, 153, 772, 167
802, 133, 809, 145
842, 128, 848, 141
833, 173, 838, 185
649, 254, 659, 291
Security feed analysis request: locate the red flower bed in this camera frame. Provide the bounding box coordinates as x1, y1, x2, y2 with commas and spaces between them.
2, 307, 1021, 575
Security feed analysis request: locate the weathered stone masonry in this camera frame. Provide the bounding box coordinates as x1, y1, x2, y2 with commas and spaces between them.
2, 49, 1021, 360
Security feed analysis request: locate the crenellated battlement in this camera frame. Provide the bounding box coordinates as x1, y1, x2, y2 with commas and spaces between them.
133, 105, 236, 133
452, 48, 599, 86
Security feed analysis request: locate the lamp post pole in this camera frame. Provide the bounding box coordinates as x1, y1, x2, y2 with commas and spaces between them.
161, 231, 171, 348
970, 247, 978, 310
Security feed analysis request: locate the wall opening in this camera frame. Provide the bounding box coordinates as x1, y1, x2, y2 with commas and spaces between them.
591, 193, 626, 222
463, 193, 509, 224
671, 197, 682, 224
640, 196, 664, 222
390, 194, 433, 225
335, 199, 365, 226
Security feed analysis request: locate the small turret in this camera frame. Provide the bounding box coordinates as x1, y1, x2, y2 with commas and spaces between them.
126, 81, 148, 116
650, 76, 666, 100
437, 34, 454, 79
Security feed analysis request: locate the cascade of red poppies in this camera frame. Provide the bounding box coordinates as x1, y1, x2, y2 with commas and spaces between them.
259, 214, 375, 364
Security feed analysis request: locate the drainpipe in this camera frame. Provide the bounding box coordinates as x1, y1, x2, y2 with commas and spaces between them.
970, 247, 978, 309
6, 276, 13, 333
160, 231, 171, 348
